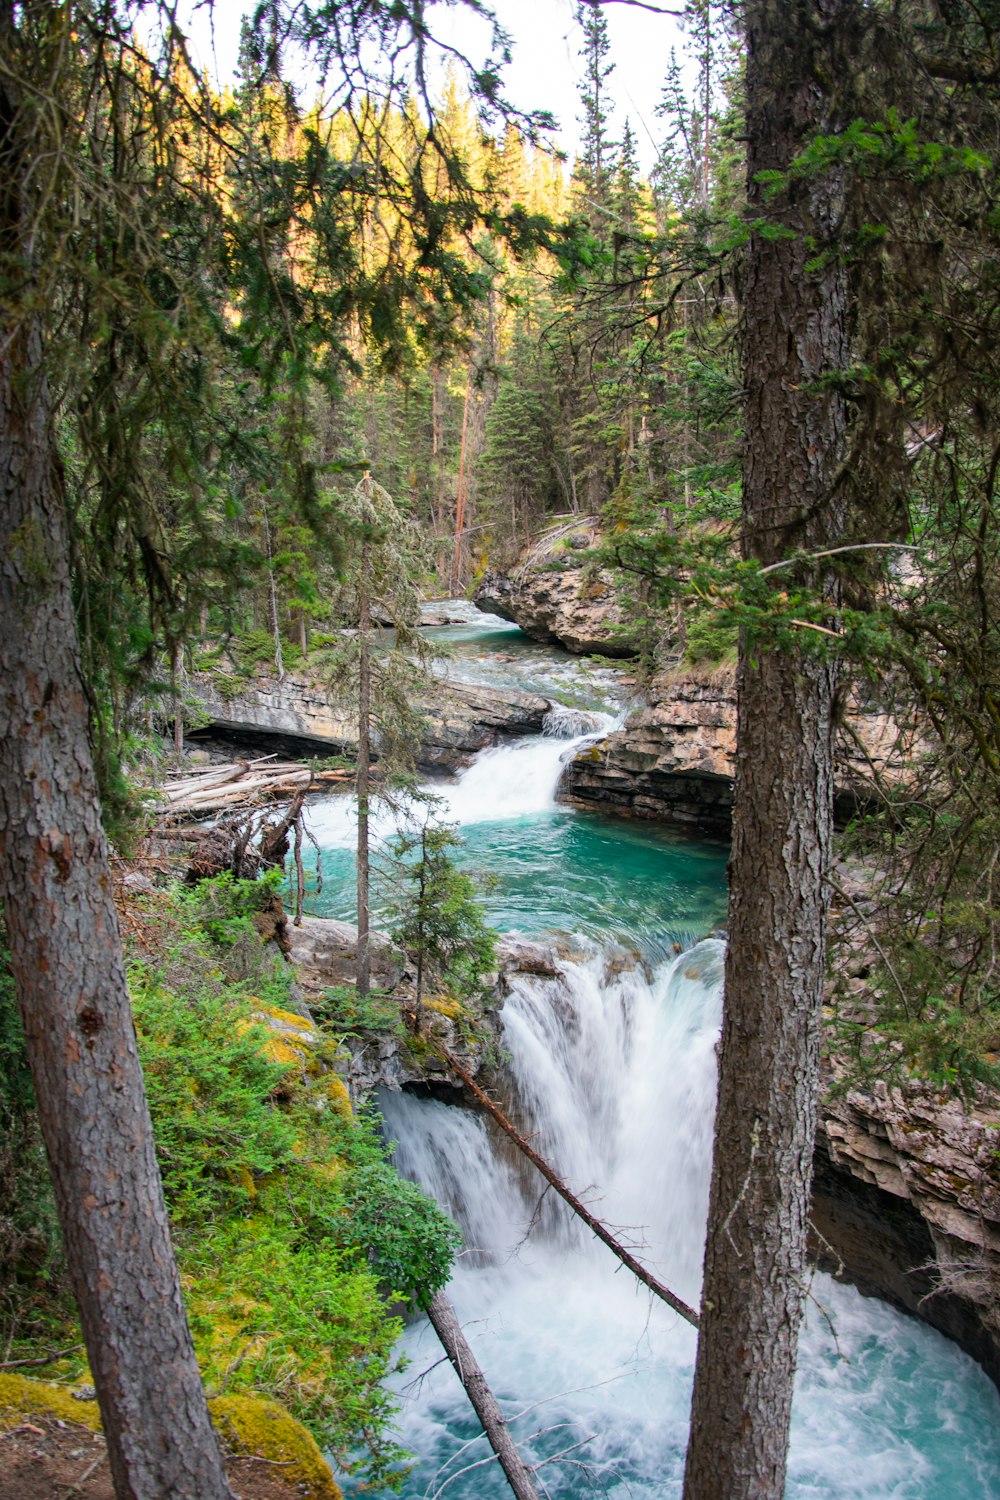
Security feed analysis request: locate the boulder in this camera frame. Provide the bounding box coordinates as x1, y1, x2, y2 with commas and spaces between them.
288, 915, 404, 994
473, 522, 636, 657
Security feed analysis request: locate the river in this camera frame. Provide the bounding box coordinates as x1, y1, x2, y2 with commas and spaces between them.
300, 605, 1000, 1499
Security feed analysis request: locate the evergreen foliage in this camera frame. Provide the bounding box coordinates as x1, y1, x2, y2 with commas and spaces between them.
386, 816, 498, 1010
0, 875, 460, 1487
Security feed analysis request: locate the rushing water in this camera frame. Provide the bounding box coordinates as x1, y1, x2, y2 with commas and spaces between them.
304, 733, 728, 950
374, 948, 1000, 1500
420, 599, 630, 710
303, 609, 1000, 1499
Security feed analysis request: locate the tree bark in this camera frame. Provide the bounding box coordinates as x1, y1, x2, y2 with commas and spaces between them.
426, 1290, 541, 1500
682, 3, 853, 1497
356, 486, 373, 1000
0, 272, 232, 1500
0, 12, 232, 1491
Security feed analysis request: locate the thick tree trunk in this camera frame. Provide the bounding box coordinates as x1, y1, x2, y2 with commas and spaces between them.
356, 515, 372, 1000
682, 3, 853, 1497
0, 14, 231, 1488
0, 339, 232, 1498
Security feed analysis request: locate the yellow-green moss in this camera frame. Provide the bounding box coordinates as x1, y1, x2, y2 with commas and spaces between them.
0, 1375, 342, 1499
0, 1373, 101, 1431
320, 1074, 352, 1115
211, 1392, 343, 1497
425, 994, 465, 1021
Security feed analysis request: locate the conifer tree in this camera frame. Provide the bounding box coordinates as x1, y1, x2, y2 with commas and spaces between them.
321, 475, 433, 998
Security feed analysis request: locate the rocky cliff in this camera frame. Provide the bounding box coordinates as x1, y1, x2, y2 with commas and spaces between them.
814, 1078, 1000, 1387
559, 668, 919, 835
188, 669, 550, 774
286, 916, 561, 1104
473, 520, 636, 657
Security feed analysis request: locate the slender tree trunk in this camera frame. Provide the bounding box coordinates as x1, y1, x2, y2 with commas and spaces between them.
682, 3, 853, 1497
356, 497, 372, 1000
262, 503, 284, 682
172, 640, 185, 757
450, 365, 473, 595
443, 1050, 699, 1327
426, 1291, 541, 1500
0, 226, 232, 1500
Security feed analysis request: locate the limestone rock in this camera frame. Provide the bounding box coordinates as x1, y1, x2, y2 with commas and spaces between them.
414, 677, 550, 771
473, 521, 636, 657
288, 915, 404, 994
187, 669, 549, 774
813, 1076, 1000, 1387
558, 668, 923, 835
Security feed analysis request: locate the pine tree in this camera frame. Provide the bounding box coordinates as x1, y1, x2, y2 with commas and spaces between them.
387, 817, 496, 1012
320, 475, 434, 999
574, 1, 617, 220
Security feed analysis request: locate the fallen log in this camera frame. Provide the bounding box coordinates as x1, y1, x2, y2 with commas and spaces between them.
425, 1290, 541, 1500
441, 1047, 700, 1329
157, 766, 313, 813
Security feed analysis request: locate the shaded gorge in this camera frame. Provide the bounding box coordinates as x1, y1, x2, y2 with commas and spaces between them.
295, 611, 1000, 1499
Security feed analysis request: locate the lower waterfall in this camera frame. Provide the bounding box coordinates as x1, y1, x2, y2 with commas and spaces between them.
374, 944, 1000, 1499
301, 709, 1000, 1498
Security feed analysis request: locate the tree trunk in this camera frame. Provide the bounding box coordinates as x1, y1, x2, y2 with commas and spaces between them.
356, 498, 372, 1001
262, 503, 285, 682
0, 253, 232, 1500
172, 640, 185, 757
450, 365, 473, 595
426, 1291, 541, 1500
682, 3, 853, 1496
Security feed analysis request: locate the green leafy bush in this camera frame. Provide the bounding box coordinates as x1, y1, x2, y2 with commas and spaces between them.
0, 875, 459, 1486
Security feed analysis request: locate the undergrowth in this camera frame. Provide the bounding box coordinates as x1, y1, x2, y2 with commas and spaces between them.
0, 875, 460, 1489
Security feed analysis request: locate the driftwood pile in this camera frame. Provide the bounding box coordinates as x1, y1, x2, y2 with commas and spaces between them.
157, 755, 351, 815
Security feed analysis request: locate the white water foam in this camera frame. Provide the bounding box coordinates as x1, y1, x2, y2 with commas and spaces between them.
305, 723, 609, 848
374, 942, 1000, 1499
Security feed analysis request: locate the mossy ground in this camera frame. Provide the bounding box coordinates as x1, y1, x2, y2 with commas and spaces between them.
0, 1373, 342, 1499
0, 873, 460, 1491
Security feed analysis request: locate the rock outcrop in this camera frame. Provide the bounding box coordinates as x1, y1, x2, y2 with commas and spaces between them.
473, 521, 636, 657
287, 916, 561, 1103
559, 668, 921, 835
813, 1080, 1000, 1388
188, 669, 549, 774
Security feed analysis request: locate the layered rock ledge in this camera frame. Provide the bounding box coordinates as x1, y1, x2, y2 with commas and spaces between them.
187, 669, 549, 774
558, 668, 921, 836
814, 1080, 1000, 1388
286, 915, 561, 1102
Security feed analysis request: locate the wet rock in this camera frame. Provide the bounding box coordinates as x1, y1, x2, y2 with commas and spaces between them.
414, 678, 550, 772
420, 609, 470, 627
495, 934, 561, 978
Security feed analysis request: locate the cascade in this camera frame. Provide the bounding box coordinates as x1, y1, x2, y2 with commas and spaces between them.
376, 940, 1000, 1499
301, 613, 1000, 1497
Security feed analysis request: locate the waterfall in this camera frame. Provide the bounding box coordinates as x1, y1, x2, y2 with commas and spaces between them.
299, 706, 1000, 1497
374, 938, 1000, 1500
306, 727, 606, 848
